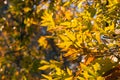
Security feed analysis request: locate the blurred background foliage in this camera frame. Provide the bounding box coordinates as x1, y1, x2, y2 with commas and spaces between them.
0, 0, 120, 80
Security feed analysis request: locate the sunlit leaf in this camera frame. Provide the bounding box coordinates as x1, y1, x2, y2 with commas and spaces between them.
64, 48, 77, 57
42, 74, 52, 80
83, 71, 90, 79
78, 0, 85, 9
93, 63, 101, 72
80, 63, 96, 77
63, 1, 70, 7
57, 42, 72, 50
39, 65, 50, 70
55, 67, 63, 75
108, 0, 120, 5
60, 21, 71, 27
67, 68, 72, 75
38, 36, 48, 48
65, 76, 73, 80
40, 60, 49, 64
65, 10, 72, 20
23, 7, 31, 13
85, 56, 95, 65
97, 76, 105, 80
77, 76, 85, 80
105, 22, 114, 32
71, 18, 78, 27
66, 31, 76, 41
95, 31, 101, 44
41, 11, 55, 31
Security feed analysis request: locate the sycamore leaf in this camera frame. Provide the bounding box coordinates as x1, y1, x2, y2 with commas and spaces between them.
42, 74, 52, 80
39, 65, 50, 70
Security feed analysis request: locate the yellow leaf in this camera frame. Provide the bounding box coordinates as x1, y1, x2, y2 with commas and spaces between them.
93, 63, 101, 71
85, 56, 95, 65
39, 65, 50, 70
23, 7, 31, 13
59, 35, 69, 41
57, 42, 72, 50
77, 76, 85, 80
65, 10, 72, 20
83, 71, 89, 79
78, 0, 85, 9
108, 0, 119, 5
65, 76, 73, 80
38, 36, 48, 48
71, 18, 78, 27
63, 1, 70, 6
42, 74, 52, 80
55, 67, 62, 75
64, 49, 77, 57
60, 21, 71, 27
67, 68, 72, 75
95, 32, 101, 43
40, 60, 49, 64
105, 22, 114, 32
97, 76, 105, 80
24, 18, 37, 27
66, 31, 76, 41
50, 60, 60, 64
80, 63, 96, 76
92, 22, 99, 31
41, 11, 55, 31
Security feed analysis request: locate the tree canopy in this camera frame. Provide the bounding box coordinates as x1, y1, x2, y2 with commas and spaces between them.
0, 0, 120, 80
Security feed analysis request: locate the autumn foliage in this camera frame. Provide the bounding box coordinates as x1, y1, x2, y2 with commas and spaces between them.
0, 0, 120, 80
